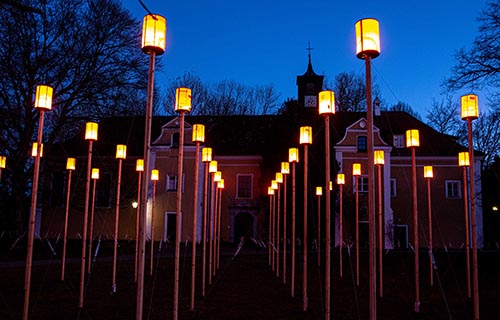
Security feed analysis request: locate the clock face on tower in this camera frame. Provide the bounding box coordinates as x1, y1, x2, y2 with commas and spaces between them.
305, 95, 317, 108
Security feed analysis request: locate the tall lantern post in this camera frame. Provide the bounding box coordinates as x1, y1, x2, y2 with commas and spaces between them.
23, 85, 52, 320
173, 87, 192, 320
406, 128, 420, 312
216, 178, 224, 270
134, 159, 144, 283
337, 173, 345, 278
289, 147, 299, 297
88, 168, 99, 274
149, 169, 159, 276
212, 170, 222, 277
319, 89, 335, 319
61, 157, 76, 280
300, 126, 312, 311
271, 179, 278, 272
423, 165, 434, 287
315, 186, 322, 267
268, 186, 275, 266
461, 94, 480, 320
112, 144, 127, 292
374, 150, 385, 297
356, 18, 381, 319
190, 124, 205, 310
138, 14, 166, 320
458, 151, 471, 297
281, 161, 290, 284
208, 160, 218, 285
352, 163, 361, 286
201, 148, 212, 296
275, 172, 283, 278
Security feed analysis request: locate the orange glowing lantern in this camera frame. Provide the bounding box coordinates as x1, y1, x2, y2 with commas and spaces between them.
136, 159, 144, 172
151, 169, 159, 181
289, 148, 299, 163
337, 173, 345, 185
209, 160, 218, 173
281, 162, 290, 175
202, 147, 212, 163
91, 168, 100, 180
116, 144, 127, 160
316, 186, 323, 196
34, 85, 53, 110
141, 14, 166, 55
406, 129, 420, 148
31, 142, 43, 157
424, 166, 433, 179
461, 94, 479, 120
353, 163, 361, 176
300, 126, 312, 145
192, 124, 205, 142
374, 150, 385, 165
318, 90, 336, 114
356, 18, 380, 59
458, 152, 470, 167
85, 122, 98, 141
66, 158, 76, 171
175, 87, 192, 113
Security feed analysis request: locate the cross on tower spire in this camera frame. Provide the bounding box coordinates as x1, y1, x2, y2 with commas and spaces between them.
306, 41, 313, 61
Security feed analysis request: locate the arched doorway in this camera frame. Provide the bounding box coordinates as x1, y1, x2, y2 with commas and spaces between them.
234, 212, 254, 243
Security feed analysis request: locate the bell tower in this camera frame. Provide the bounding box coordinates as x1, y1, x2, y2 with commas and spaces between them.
296, 42, 324, 108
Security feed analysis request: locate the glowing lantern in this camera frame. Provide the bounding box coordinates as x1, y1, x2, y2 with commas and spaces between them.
289, 148, 299, 163
356, 18, 380, 59
318, 90, 336, 114
330, 181, 333, 191
374, 150, 385, 165
300, 126, 312, 145
217, 179, 225, 189
116, 144, 127, 160
31, 142, 43, 157
141, 14, 166, 55
66, 158, 76, 171
271, 180, 278, 190
85, 122, 98, 141
214, 171, 222, 182
458, 152, 470, 167
0, 156, 6, 169
91, 168, 99, 180
268, 186, 274, 196
316, 186, 323, 196
353, 163, 361, 176
175, 87, 192, 113
406, 129, 420, 148
34, 85, 53, 110
281, 162, 290, 175
136, 159, 144, 172
209, 160, 218, 173
337, 173, 345, 185
202, 148, 212, 163
192, 124, 205, 142
276, 172, 283, 184
461, 94, 479, 120
151, 169, 159, 181
424, 166, 433, 179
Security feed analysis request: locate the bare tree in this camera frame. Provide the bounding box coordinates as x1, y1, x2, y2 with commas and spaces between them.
324, 72, 366, 112
425, 97, 463, 136
387, 101, 421, 120
0, 0, 148, 233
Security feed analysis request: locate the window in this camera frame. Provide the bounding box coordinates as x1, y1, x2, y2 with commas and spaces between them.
166, 174, 184, 192
445, 180, 461, 199
96, 172, 112, 208
393, 135, 405, 148
171, 133, 179, 148
353, 175, 369, 193
357, 136, 367, 152
390, 179, 397, 197
237, 174, 253, 199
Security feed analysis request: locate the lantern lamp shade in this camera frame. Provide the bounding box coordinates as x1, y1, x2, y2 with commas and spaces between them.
66, 157, 76, 171
300, 126, 312, 145
424, 166, 433, 179
202, 147, 213, 163
337, 173, 345, 185
192, 124, 205, 142
0, 156, 6, 169
374, 150, 385, 165
132, 201, 139, 209
116, 144, 127, 159
34, 85, 53, 111
268, 186, 274, 196
209, 160, 218, 173
289, 148, 299, 163
214, 171, 222, 182
217, 179, 225, 189
276, 172, 283, 183
151, 169, 159, 181
458, 151, 470, 167
355, 18, 380, 59
271, 180, 278, 190
329, 181, 333, 191
353, 163, 361, 176
91, 168, 99, 180
281, 162, 290, 175
406, 129, 420, 148
318, 90, 336, 115
316, 186, 323, 196
141, 14, 166, 55
85, 122, 98, 141
136, 159, 144, 172
461, 94, 479, 120
175, 87, 192, 113
31, 142, 43, 157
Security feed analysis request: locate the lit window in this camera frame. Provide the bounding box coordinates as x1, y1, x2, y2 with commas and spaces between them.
237, 174, 253, 199
357, 136, 367, 152
445, 180, 461, 199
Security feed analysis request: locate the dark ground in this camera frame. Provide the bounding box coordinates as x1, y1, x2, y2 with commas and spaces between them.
1, 238, 499, 319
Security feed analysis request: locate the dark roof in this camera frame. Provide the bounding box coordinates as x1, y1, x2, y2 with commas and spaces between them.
300, 55, 321, 77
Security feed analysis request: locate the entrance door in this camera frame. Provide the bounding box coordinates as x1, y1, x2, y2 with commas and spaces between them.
234, 212, 254, 243
393, 224, 408, 249
164, 212, 177, 242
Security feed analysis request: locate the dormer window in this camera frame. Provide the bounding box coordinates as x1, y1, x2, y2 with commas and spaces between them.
357, 136, 367, 152
171, 132, 179, 148
393, 134, 405, 148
